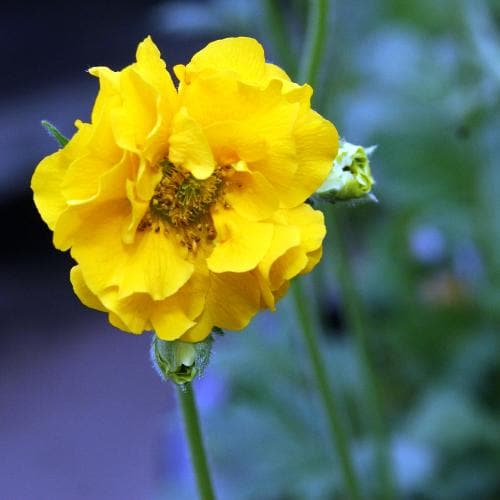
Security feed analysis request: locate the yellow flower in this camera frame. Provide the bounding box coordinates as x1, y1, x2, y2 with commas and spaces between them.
31, 36, 338, 342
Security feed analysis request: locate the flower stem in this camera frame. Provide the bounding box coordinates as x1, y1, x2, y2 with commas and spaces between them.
263, 0, 297, 76
291, 280, 362, 500
177, 383, 216, 500
328, 211, 395, 500
293, 1, 361, 497
298, 0, 328, 85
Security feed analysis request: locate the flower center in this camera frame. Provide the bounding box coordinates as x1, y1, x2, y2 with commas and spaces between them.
138, 161, 223, 252
150, 161, 222, 226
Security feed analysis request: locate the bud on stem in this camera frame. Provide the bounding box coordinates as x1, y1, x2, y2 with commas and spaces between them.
151, 335, 214, 385
316, 140, 377, 204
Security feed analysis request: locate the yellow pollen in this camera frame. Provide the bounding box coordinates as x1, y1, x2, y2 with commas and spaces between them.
138, 161, 224, 252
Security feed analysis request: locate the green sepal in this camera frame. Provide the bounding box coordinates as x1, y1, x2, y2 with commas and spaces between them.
151, 335, 214, 385
41, 120, 69, 147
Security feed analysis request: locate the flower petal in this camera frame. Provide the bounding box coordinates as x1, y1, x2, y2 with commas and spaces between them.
258, 224, 301, 281
62, 155, 112, 203
225, 170, 278, 221
135, 37, 178, 165
180, 76, 301, 202
135, 36, 177, 111
151, 270, 208, 341
31, 124, 94, 229
69, 201, 194, 300
169, 107, 216, 179
177, 37, 267, 84
110, 67, 158, 152
70, 265, 106, 312
280, 107, 339, 207
203, 121, 267, 165
268, 204, 326, 288
99, 289, 154, 334
207, 208, 273, 273
181, 270, 260, 341
31, 150, 69, 230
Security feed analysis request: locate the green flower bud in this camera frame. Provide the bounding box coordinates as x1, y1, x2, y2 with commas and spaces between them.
316, 140, 376, 203
151, 335, 213, 385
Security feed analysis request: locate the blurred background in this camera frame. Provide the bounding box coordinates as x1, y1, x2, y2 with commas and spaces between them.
1, 0, 499, 499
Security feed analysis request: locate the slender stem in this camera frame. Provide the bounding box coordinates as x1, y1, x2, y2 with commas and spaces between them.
263, 0, 297, 75
463, 0, 500, 85
292, 280, 362, 500
328, 211, 395, 500
298, 0, 328, 85
293, 1, 361, 496
177, 383, 216, 500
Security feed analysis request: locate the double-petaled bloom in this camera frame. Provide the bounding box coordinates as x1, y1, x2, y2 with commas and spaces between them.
32, 37, 338, 342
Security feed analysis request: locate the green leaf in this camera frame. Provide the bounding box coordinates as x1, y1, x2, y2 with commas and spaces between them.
41, 120, 68, 147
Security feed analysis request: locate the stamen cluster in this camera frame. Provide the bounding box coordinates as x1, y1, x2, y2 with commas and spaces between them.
139, 161, 222, 252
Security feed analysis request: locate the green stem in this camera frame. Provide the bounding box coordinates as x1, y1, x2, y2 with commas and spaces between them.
177, 383, 216, 500
292, 280, 362, 500
263, 0, 297, 75
293, 1, 361, 497
329, 211, 395, 500
298, 0, 328, 85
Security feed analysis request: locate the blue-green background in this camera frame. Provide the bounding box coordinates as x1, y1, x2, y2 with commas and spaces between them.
1, 1, 499, 499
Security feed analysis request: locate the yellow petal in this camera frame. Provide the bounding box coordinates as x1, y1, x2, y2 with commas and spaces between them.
61, 155, 111, 203
88, 66, 121, 125
203, 121, 267, 165
224, 170, 278, 221
168, 107, 216, 179
265, 63, 291, 82
108, 311, 130, 332
31, 124, 94, 229
181, 75, 297, 136
302, 247, 323, 275
207, 208, 274, 273
268, 204, 326, 288
207, 271, 261, 329
64, 150, 131, 208
181, 76, 300, 201
109, 67, 158, 152
272, 280, 290, 302
263, 64, 313, 99
135, 37, 178, 164
69, 201, 194, 300
31, 150, 69, 230
152, 304, 196, 341
81, 97, 122, 166
90, 39, 177, 164
135, 36, 177, 111
151, 270, 208, 341
115, 228, 194, 300
270, 246, 309, 289
285, 204, 326, 252
121, 177, 152, 245
53, 155, 132, 249
99, 289, 154, 334
254, 270, 277, 310
258, 224, 301, 281
181, 37, 268, 84
181, 270, 261, 342
70, 265, 106, 312
280, 108, 338, 207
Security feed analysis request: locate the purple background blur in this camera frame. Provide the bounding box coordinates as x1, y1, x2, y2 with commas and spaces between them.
1, 2, 219, 498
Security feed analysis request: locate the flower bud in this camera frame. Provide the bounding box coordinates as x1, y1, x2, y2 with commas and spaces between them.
315, 140, 376, 203
151, 335, 213, 385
